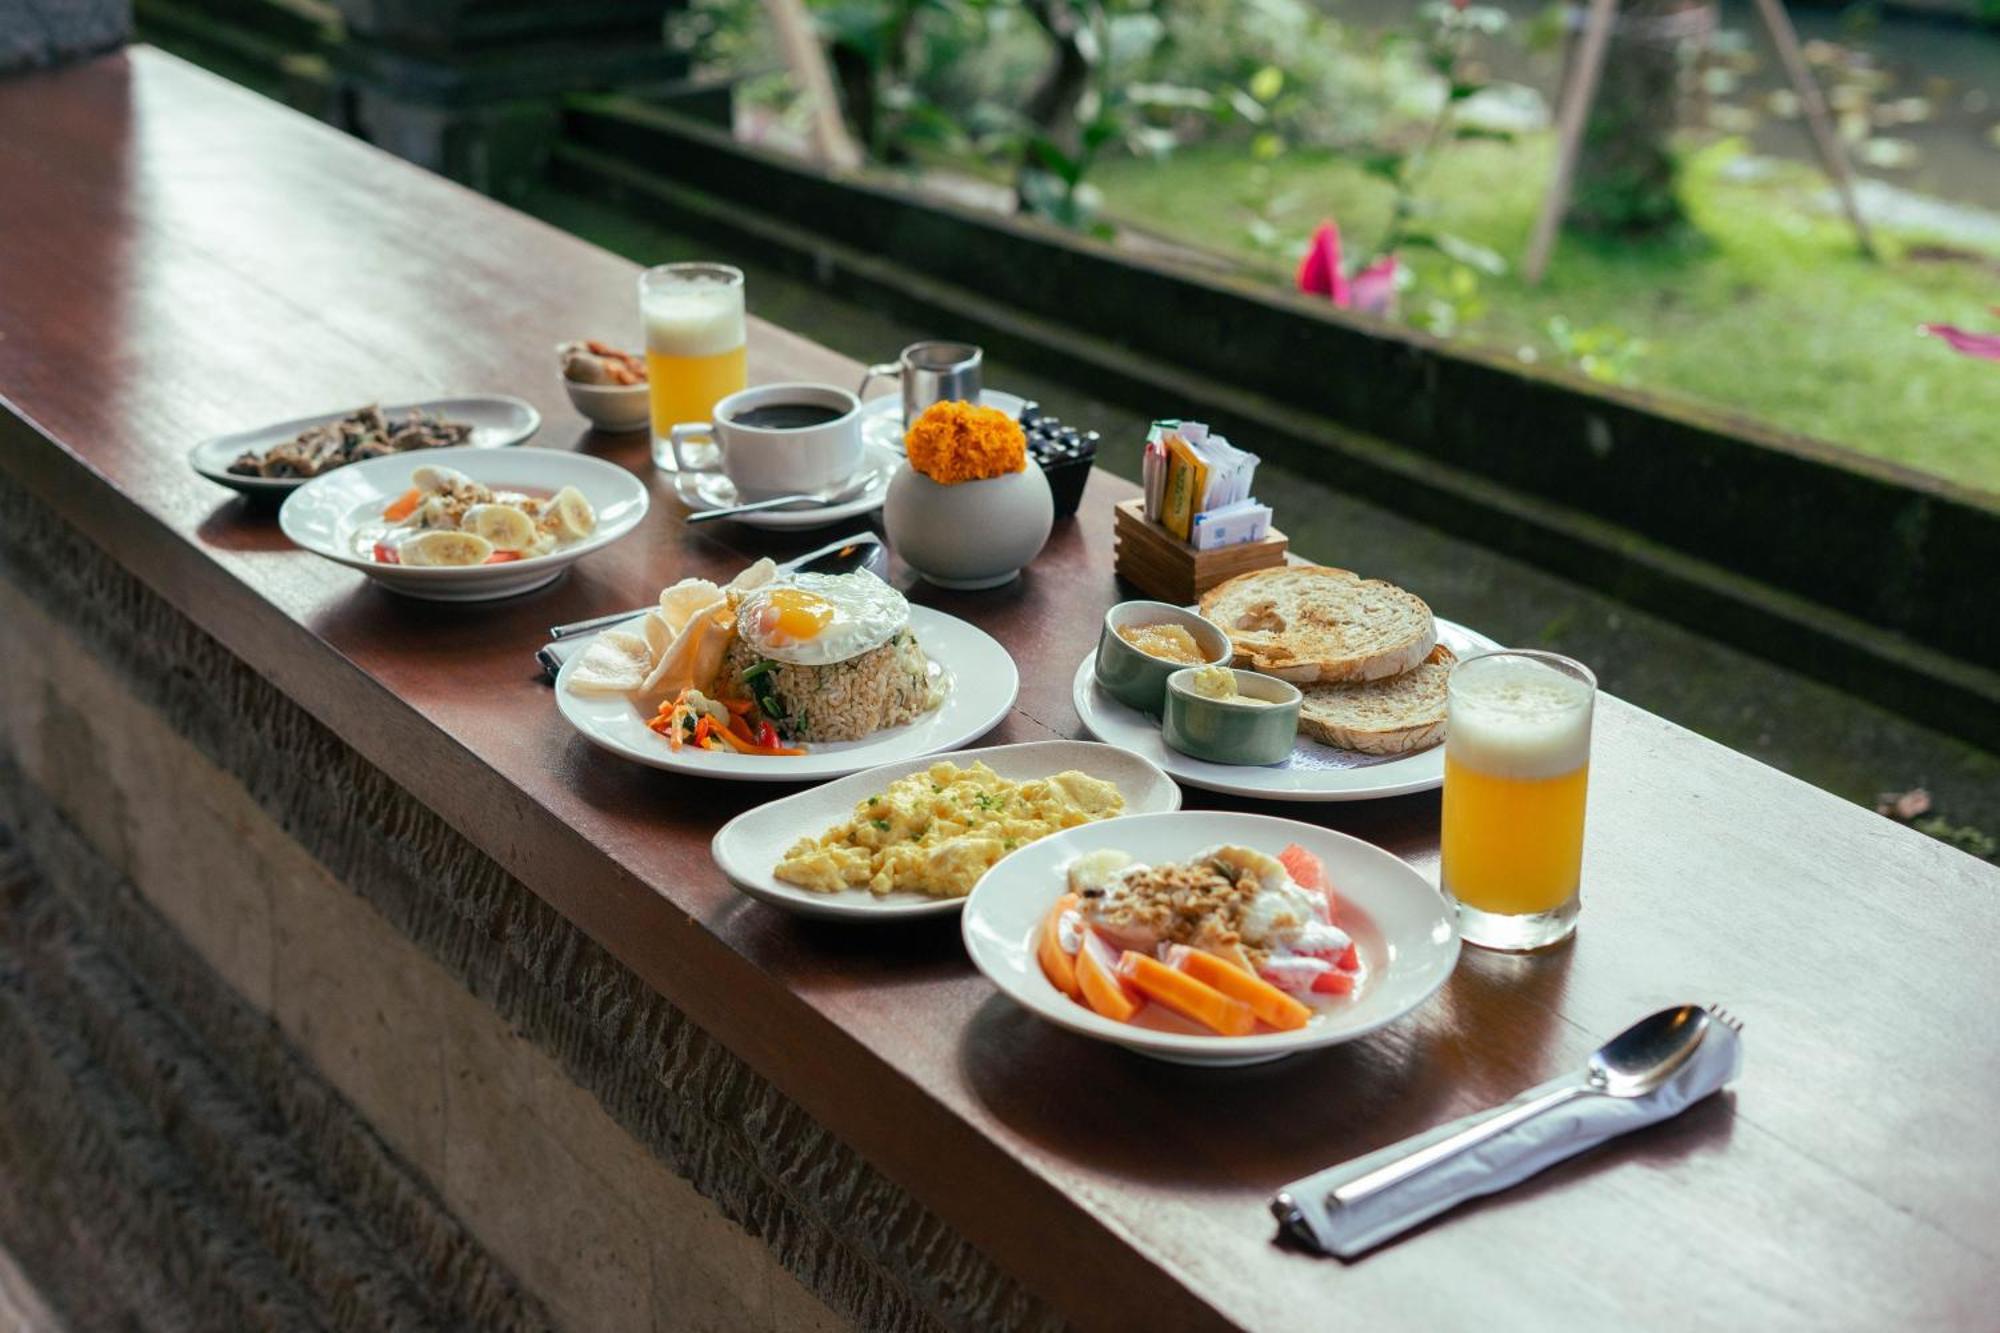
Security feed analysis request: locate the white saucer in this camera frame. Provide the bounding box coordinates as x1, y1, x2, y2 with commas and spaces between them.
672, 442, 902, 530
860, 389, 1029, 455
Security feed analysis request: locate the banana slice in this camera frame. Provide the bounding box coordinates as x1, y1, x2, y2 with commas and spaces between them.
461, 502, 537, 552
398, 530, 494, 567
410, 464, 471, 494
547, 485, 597, 542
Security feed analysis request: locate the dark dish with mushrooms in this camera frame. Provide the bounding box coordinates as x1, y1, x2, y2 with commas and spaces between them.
227, 405, 473, 479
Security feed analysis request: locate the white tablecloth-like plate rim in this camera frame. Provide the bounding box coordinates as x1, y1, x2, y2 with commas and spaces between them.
1072, 617, 1502, 801
188, 395, 542, 496
671, 441, 903, 531
962, 810, 1460, 1066
277, 445, 648, 601
554, 604, 1020, 781
711, 739, 1182, 920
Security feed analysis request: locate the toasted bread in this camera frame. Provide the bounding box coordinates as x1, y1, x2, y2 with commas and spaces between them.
1297, 643, 1457, 755
1198, 565, 1435, 684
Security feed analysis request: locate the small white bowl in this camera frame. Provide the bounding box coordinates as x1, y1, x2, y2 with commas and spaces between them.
562, 377, 651, 434
278, 446, 649, 602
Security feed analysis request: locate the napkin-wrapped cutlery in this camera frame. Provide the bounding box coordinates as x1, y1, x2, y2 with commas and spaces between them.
1274, 1004, 1743, 1258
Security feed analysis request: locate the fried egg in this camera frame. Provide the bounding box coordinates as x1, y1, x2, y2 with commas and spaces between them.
735, 571, 908, 666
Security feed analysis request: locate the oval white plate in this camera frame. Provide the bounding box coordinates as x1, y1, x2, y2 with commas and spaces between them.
711, 740, 1181, 920
859, 388, 1027, 456
278, 446, 648, 602
555, 604, 1020, 781
1073, 617, 1501, 802
190, 396, 541, 498
963, 811, 1459, 1066
672, 442, 902, 531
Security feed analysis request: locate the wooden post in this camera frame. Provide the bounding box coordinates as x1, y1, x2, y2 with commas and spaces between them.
761, 0, 864, 172
1524, 0, 1621, 284
1748, 0, 1877, 258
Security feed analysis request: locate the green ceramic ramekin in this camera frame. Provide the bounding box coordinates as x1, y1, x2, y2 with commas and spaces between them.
1161, 667, 1302, 765
1094, 600, 1233, 714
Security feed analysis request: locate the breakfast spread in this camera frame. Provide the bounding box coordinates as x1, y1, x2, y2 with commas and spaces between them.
774, 760, 1125, 897
1199, 564, 1436, 684
229, 404, 473, 478
1036, 842, 1361, 1036
565, 559, 947, 755
1115, 621, 1209, 665
559, 339, 647, 385
356, 463, 596, 566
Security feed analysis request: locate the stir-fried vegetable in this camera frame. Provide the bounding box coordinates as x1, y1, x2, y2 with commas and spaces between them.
646, 688, 805, 757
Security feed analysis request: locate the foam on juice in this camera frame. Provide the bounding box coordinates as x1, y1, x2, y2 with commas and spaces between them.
642, 282, 744, 358
1446, 655, 1593, 780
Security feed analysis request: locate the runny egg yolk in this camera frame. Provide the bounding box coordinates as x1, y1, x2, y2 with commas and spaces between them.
754, 587, 835, 644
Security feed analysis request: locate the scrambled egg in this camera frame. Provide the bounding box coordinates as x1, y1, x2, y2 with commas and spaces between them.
774, 761, 1125, 898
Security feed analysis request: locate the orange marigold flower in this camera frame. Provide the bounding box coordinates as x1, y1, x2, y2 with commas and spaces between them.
904, 400, 1027, 484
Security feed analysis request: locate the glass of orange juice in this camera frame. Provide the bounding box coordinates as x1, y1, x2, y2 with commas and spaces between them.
640, 262, 747, 470
1440, 649, 1596, 951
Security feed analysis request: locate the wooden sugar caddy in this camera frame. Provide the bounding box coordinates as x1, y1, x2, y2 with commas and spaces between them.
1111, 498, 1289, 606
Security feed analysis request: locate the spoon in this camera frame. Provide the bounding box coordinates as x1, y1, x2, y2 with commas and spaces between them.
686, 471, 873, 524
1322, 1004, 1715, 1213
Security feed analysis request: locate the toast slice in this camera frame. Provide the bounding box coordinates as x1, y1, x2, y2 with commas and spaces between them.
1198, 565, 1436, 684
1298, 643, 1457, 755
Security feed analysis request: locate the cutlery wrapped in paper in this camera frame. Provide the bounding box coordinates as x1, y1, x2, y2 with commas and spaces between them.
1273, 1015, 1742, 1258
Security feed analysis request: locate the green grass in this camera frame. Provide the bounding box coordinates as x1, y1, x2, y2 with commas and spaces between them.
1090, 137, 2000, 495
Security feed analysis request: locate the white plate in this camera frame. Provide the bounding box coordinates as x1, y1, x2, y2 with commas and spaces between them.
711, 740, 1182, 921
672, 442, 902, 531
962, 811, 1459, 1066
189, 396, 541, 498
1073, 618, 1501, 801
860, 388, 1028, 455
555, 604, 1020, 781
278, 446, 649, 602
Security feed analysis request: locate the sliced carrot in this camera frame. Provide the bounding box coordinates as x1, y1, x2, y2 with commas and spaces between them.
1175, 949, 1311, 1032
1076, 936, 1139, 1022
1118, 952, 1254, 1037
1036, 893, 1083, 1000
382, 487, 422, 522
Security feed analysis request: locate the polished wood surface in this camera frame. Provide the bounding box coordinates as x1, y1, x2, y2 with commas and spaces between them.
3, 49, 1996, 1330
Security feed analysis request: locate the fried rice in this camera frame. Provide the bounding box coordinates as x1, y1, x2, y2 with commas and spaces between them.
718, 628, 944, 742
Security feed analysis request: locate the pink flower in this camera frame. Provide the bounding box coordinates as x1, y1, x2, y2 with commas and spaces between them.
1296, 221, 1400, 316
1921, 323, 2000, 362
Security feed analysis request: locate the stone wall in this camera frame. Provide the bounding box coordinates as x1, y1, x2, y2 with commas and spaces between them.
0, 470, 1053, 1331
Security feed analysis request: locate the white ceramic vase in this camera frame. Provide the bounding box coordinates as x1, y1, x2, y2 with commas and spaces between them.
883, 464, 1054, 590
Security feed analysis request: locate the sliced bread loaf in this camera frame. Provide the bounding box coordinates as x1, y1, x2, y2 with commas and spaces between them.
1298, 643, 1457, 755
1198, 565, 1436, 684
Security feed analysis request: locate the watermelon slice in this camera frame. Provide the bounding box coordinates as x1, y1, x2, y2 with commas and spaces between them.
1278, 842, 1338, 920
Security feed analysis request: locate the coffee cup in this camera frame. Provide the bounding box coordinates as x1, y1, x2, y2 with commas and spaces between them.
669, 383, 864, 499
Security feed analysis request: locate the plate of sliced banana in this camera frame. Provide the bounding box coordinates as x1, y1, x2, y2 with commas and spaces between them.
278, 446, 649, 602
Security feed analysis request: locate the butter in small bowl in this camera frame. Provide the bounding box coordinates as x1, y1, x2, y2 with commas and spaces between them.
1162, 666, 1301, 765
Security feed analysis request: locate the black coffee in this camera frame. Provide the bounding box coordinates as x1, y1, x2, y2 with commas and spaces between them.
731, 402, 845, 430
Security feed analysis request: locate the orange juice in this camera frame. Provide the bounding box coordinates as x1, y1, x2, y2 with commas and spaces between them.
645, 345, 748, 439
640, 263, 746, 465
1440, 651, 1595, 950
